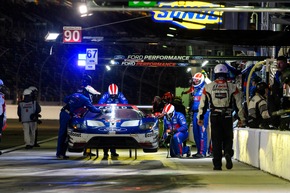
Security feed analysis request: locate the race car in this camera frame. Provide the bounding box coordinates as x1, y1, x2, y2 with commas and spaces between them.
67, 104, 159, 153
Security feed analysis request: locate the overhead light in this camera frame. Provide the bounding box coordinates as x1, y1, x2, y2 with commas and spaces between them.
167, 33, 174, 37
201, 60, 209, 67
78, 60, 86, 66
45, 32, 60, 41
106, 65, 111, 71
79, 4, 88, 14
187, 67, 191, 73
169, 27, 177, 31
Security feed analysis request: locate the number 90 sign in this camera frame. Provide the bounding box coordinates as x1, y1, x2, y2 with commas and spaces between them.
63, 26, 82, 43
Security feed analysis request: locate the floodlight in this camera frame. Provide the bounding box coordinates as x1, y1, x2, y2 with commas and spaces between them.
201, 60, 209, 67
45, 32, 60, 41
78, 60, 86, 66
106, 65, 111, 71
79, 4, 88, 14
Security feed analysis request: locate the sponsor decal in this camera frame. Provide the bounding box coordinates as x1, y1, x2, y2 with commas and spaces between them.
152, 1, 224, 29
121, 61, 136, 66
127, 55, 190, 61
69, 132, 82, 137
145, 132, 154, 138
136, 62, 176, 67
118, 55, 190, 67
114, 55, 126, 60
177, 63, 189, 67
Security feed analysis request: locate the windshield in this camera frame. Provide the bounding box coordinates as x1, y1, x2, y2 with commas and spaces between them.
85, 107, 143, 120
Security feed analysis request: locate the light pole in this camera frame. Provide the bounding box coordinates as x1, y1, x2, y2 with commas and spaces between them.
121, 66, 129, 93
15, 50, 33, 103
59, 55, 76, 105
38, 55, 52, 102
138, 67, 147, 104
157, 68, 166, 96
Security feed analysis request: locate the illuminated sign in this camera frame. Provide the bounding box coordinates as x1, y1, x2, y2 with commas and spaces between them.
152, 1, 224, 29
115, 55, 191, 67
129, 1, 156, 7
86, 48, 98, 70
63, 26, 82, 43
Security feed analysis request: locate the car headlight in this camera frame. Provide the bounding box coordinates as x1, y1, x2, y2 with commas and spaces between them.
87, 120, 105, 127
140, 122, 155, 130
72, 123, 81, 130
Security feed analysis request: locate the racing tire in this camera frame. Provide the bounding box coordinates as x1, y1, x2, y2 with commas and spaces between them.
68, 147, 83, 153
143, 148, 158, 153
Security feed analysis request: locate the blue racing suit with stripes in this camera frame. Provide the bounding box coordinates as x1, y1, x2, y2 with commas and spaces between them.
98, 92, 128, 104
163, 112, 190, 157
191, 81, 209, 156
56, 93, 101, 157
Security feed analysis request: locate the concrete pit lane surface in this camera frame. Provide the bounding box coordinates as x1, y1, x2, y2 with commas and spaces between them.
0, 120, 290, 193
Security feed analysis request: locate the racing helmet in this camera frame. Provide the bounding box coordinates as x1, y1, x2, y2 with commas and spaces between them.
162, 92, 173, 103
214, 64, 228, 79
23, 89, 32, 96
256, 82, 269, 96
214, 64, 228, 74
82, 74, 92, 87
192, 72, 205, 88
162, 104, 175, 121
28, 86, 38, 92
108, 84, 118, 98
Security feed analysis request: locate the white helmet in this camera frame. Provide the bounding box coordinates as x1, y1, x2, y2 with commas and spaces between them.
162, 104, 175, 121
28, 86, 38, 92
85, 85, 101, 95
23, 89, 32, 96
214, 64, 228, 74
0, 79, 3, 86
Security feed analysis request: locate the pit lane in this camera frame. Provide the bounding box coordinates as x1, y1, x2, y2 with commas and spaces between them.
0, 119, 289, 193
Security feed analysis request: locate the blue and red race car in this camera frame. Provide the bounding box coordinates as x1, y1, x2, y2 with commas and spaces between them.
67, 104, 159, 153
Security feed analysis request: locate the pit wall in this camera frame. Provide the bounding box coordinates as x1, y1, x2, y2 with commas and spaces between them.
233, 128, 290, 181
5, 105, 290, 181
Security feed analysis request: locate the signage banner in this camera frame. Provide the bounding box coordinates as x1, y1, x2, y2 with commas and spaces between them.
129, 1, 156, 7
63, 26, 82, 43
152, 1, 224, 29
113, 54, 191, 67
86, 48, 98, 70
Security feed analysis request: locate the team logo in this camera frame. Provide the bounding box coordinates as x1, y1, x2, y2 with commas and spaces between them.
152, 1, 224, 29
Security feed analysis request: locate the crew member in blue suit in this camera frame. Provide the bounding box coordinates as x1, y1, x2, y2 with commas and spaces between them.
98, 83, 128, 105
98, 83, 128, 158
183, 72, 210, 158
56, 87, 101, 159
162, 104, 191, 158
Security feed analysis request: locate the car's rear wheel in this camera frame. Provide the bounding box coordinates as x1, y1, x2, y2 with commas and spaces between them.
68, 147, 83, 153
143, 148, 158, 153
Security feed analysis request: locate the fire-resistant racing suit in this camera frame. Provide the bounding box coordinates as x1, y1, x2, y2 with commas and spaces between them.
190, 80, 210, 157
197, 79, 245, 169
98, 91, 128, 156
56, 93, 101, 158
163, 112, 190, 157
98, 92, 128, 104
0, 91, 6, 143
